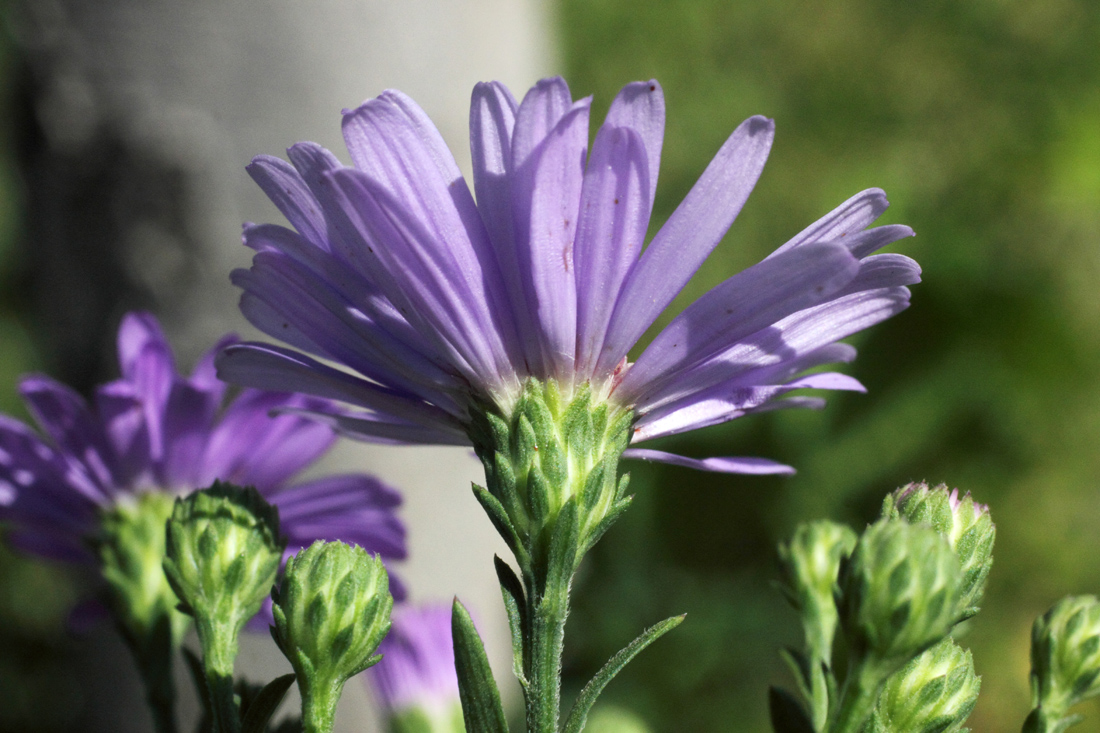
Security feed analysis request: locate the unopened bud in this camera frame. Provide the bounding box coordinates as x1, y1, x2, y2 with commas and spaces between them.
1029, 595, 1100, 715
839, 520, 963, 669
883, 482, 995, 620
870, 637, 980, 733
163, 482, 284, 639
273, 540, 393, 733
778, 520, 858, 659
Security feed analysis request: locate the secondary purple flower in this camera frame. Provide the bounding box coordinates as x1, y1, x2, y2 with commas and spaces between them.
366, 603, 463, 731
219, 77, 917, 474
0, 312, 406, 587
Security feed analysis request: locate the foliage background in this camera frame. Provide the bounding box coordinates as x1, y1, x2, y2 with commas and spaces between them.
557, 1, 1100, 731
2, 0, 1100, 731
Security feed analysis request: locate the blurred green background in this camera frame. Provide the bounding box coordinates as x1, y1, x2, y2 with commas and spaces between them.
2, 0, 1100, 731
558, 1, 1100, 732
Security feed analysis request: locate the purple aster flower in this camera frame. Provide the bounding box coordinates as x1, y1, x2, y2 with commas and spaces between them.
0, 312, 406, 592
218, 77, 918, 474
366, 603, 463, 730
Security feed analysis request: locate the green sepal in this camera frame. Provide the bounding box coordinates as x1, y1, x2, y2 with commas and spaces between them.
494, 555, 529, 689
544, 498, 580, 594
768, 686, 815, 733
472, 484, 527, 568
241, 674, 296, 733
580, 496, 633, 557
562, 614, 684, 733
452, 598, 509, 733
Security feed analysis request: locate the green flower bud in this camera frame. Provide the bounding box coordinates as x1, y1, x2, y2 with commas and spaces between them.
869, 637, 981, 733
839, 520, 963, 670
883, 482, 995, 621
778, 520, 858, 660
272, 540, 393, 733
99, 491, 191, 650
163, 481, 285, 733
1029, 595, 1100, 717
469, 379, 633, 575
163, 482, 284, 633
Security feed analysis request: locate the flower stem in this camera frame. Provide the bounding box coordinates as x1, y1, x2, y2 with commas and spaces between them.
196, 616, 242, 733
300, 679, 342, 733
526, 571, 572, 733
830, 659, 888, 733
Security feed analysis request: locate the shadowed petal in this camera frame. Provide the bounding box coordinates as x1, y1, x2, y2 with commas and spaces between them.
767, 188, 890, 259
603, 80, 665, 204
247, 155, 332, 250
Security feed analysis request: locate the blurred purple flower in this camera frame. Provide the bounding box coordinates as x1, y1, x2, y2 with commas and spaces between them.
0, 312, 406, 593
367, 603, 460, 718
219, 77, 918, 474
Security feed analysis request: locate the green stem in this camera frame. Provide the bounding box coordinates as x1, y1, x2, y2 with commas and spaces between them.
300, 678, 342, 733
830, 659, 888, 733
525, 571, 571, 733
196, 616, 242, 733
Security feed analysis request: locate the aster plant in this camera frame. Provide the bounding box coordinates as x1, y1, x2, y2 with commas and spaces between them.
0, 312, 406, 733
218, 74, 918, 733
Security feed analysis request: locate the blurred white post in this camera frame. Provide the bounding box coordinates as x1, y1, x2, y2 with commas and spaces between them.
19, 0, 556, 730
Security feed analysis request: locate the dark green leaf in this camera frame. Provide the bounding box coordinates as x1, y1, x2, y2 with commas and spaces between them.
452, 598, 509, 733
562, 614, 685, 733
241, 674, 296, 733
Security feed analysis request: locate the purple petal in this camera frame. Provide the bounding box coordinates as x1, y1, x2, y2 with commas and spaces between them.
511, 77, 576, 171
842, 224, 915, 259
232, 246, 461, 400
19, 374, 118, 490
277, 406, 471, 446
836, 253, 921, 296
573, 125, 650, 381
94, 380, 152, 487
272, 474, 407, 560
618, 241, 859, 405
324, 169, 517, 390
603, 80, 665, 204
470, 81, 519, 260
198, 391, 336, 491
767, 188, 891, 259
368, 604, 460, 713
622, 448, 796, 475
247, 155, 332, 250
217, 342, 464, 426
158, 381, 219, 490
596, 116, 775, 375
511, 99, 591, 378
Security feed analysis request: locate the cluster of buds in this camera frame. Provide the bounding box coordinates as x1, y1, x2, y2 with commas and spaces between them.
159, 482, 393, 733
772, 481, 994, 733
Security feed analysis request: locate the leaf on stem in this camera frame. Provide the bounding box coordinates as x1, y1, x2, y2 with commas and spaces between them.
241, 674, 296, 733
562, 614, 685, 733
494, 555, 529, 689
452, 597, 509, 733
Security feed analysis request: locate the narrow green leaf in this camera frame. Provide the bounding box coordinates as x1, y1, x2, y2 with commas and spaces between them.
452, 598, 509, 733
768, 686, 815, 733
562, 614, 685, 733
778, 647, 813, 704
494, 555, 529, 689
241, 674, 296, 733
